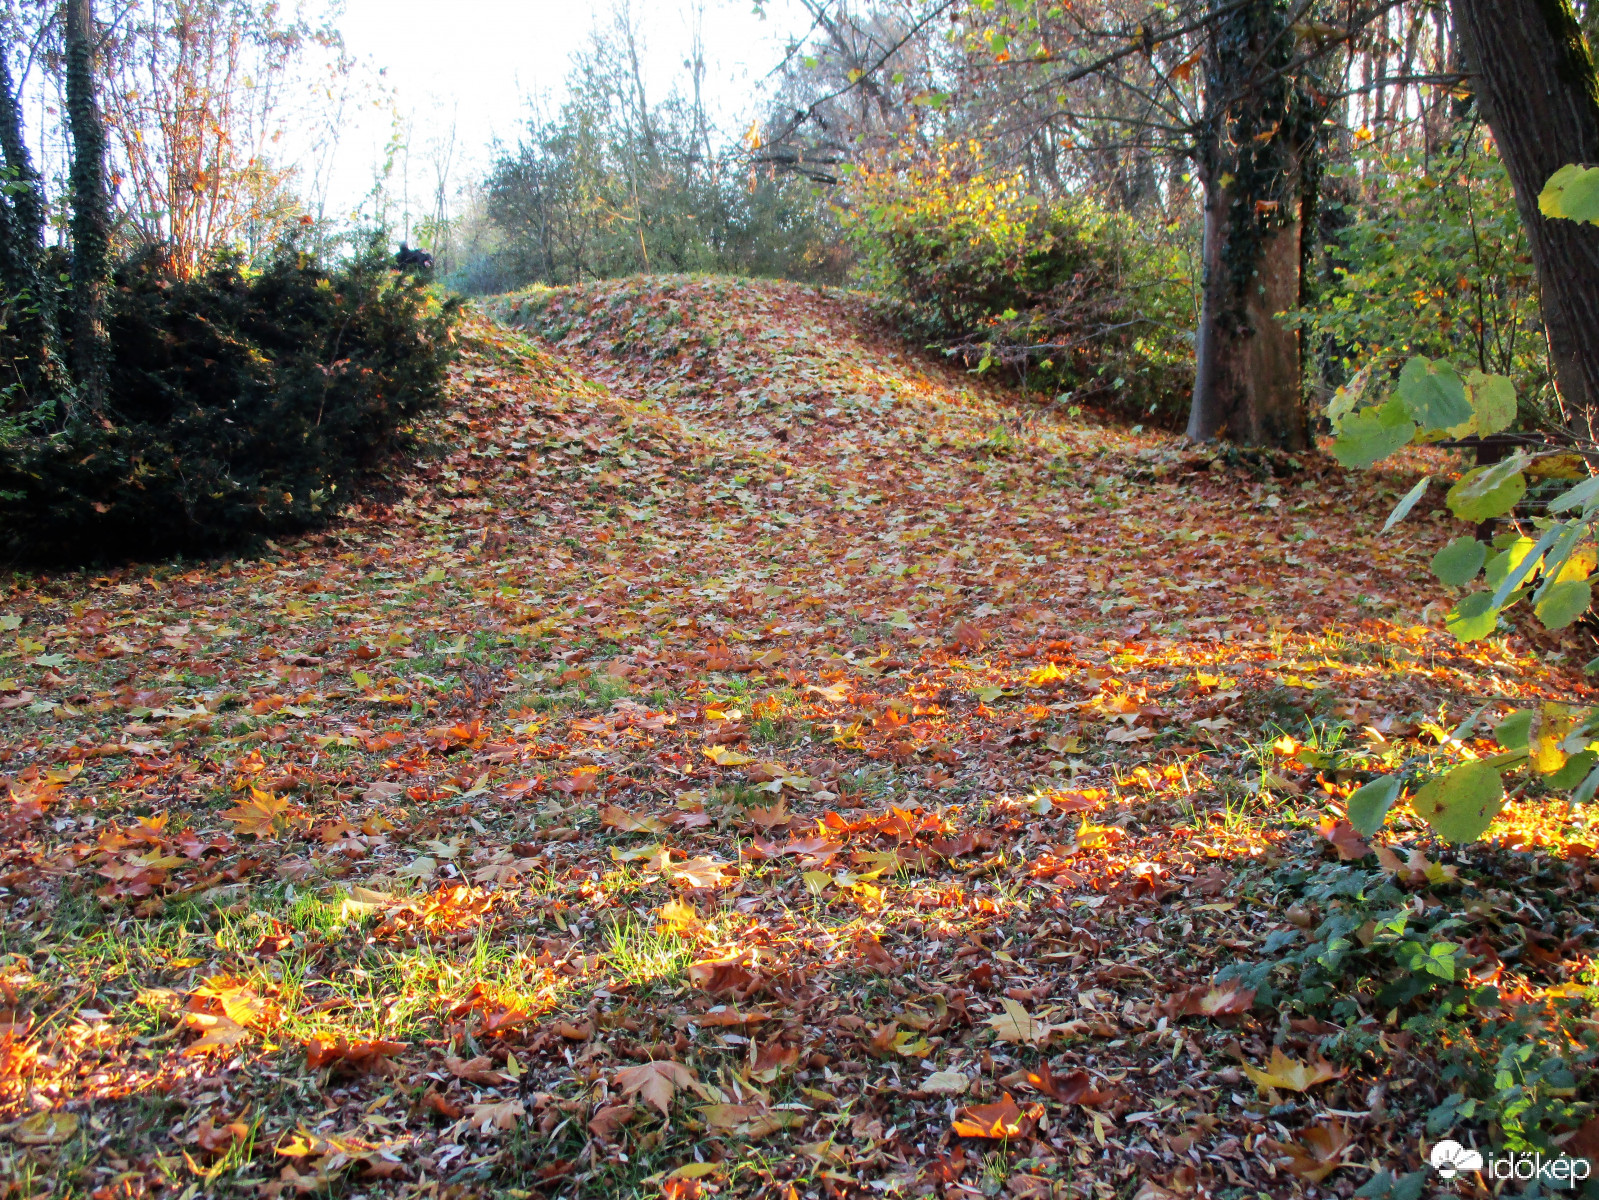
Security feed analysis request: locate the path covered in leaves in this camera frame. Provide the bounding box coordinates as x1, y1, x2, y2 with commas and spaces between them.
1, 276, 1595, 1199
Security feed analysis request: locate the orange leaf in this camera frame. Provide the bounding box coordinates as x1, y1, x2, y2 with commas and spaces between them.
951, 1093, 1041, 1139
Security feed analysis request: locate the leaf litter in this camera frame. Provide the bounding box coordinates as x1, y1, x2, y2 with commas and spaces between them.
0, 275, 1595, 1196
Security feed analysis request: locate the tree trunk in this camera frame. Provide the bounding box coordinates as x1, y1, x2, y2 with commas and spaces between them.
1189, 177, 1307, 447
1450, 0, 1599, 439
1186, 0, 1313, 450
0, 55, 68, 411
65, 0, 112, 412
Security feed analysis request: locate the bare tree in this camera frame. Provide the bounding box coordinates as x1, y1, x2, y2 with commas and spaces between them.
97, 0, 339, 276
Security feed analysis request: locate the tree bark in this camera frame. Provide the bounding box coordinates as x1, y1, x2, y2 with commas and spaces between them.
1186, 0, 1313, 450
0, 55, 68, 410
65, 0, 112, 412
1450, 0, 1599, 439
1189, 177, 1307, 447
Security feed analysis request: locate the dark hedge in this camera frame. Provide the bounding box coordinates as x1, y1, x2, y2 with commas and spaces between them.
0, 244, 460, 563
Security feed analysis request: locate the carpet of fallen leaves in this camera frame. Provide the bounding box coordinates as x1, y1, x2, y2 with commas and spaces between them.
1, 274, 1597, 1200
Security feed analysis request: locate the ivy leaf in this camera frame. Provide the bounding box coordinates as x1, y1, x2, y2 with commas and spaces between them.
1382, 477, 1429, 532
1540, 163, 1599, 224
1430, 537, 1486, 587
1346, 775, 1401, 837
1396, 357, 1471, 431
1446, 454, 1529, 523
1330, 400, 1413, 469
1535, 578, 1593, 630
1409, 761, 1505, 844
1444, 592, 1499, 642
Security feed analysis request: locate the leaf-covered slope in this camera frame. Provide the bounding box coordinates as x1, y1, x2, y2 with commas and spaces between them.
0, 285, 1595, 1198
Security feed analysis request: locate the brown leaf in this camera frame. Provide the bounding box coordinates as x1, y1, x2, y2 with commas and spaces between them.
614, 1060, 699, 1117
1316, 817, 1370, 861
182, 1012, 250, 1056
443, 1054, 510, 1085
1159, 979, 1256, 1020
1266, 1122, 1352, 1183
747, 1040, 800, 1083
305, 1035, 406, 1073
588, 1103, 637, 1142
687, 956, 754, 996
857, 932, 901, 974
1025, 1063, 1108, 1107
952, 1093, 1042, 1139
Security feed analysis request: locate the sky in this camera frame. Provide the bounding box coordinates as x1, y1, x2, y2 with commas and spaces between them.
315, 0, 809, 229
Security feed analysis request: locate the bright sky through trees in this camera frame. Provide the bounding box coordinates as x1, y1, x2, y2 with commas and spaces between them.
320, 0, 803, 228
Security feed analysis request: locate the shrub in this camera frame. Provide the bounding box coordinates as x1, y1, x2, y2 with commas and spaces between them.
1297, 138, 1552, 424
0, 242, 460, 563
840, 146, 1196, 423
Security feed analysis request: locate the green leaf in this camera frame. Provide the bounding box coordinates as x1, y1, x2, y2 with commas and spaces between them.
1547, 749, 1598, 790
1574, 762, 1599, 804
1346, 775, 1401, 837
1548, 475, 1599, 514
1535, 578, 1592, 630
1540, 163, 1599, 224
1331, 400, 1414, 469
1488, 525, 1559, 611
1446, 455, 1529, 523
1461, 371, 1516, 437
1409, 761, 1505, 844
1396, 357, 1472, 431
1495, 709, 1533, 751
1445, 592, 1500, 642
1430, 537, 1486, 587
1383, 477, 1430, 532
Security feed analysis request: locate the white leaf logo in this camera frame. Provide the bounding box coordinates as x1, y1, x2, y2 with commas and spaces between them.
1429, 1140, 1485, 1178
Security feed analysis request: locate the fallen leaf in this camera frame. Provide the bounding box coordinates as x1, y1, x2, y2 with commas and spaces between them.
1266, 1121, 1353, 1183
922, 1070, 970, 1096
8, 1110, 79, 1145
1242, 1048, 1345, 1093
986, 997, 1053, 1045
614, 1060, 699, 1117
952, 1093, 1042, 1139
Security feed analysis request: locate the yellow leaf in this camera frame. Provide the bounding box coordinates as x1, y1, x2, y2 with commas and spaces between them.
220, 787, 289, 838
703, 745, 754, 766
182, 1012, 251, 1056
656, 899, 703, 934
802, 870, 832, 895
986, 998, 1052, 1045
1242, 1048, 1345, 1093
8, 1111, 79, 1145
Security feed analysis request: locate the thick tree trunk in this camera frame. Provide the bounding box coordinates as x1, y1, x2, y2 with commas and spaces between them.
0, 57, 69, 412
65, 0, 112, 411
1188, 177, 1308, 448
1185, 0, 1312, 450
1450, 0, 1599, 438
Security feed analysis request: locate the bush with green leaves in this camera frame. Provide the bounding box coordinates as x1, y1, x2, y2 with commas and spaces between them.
1327, 169, 1599, 847
1296, 140, 1553, 424
0, 243, 460, 563
841, 150, 1195, 423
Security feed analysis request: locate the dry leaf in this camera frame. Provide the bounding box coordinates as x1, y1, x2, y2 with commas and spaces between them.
614, 1060, 699, 1117
952, 1093, 1042, 1139
1242, 1048, 1345, 1093
986, 998, 1053, 1045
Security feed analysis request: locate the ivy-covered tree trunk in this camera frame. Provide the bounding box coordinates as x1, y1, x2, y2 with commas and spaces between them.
0, 55, 69, 411
65, 0, 112, 411
1186, 0, 1314, 450
1450, 0, 1599, 439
